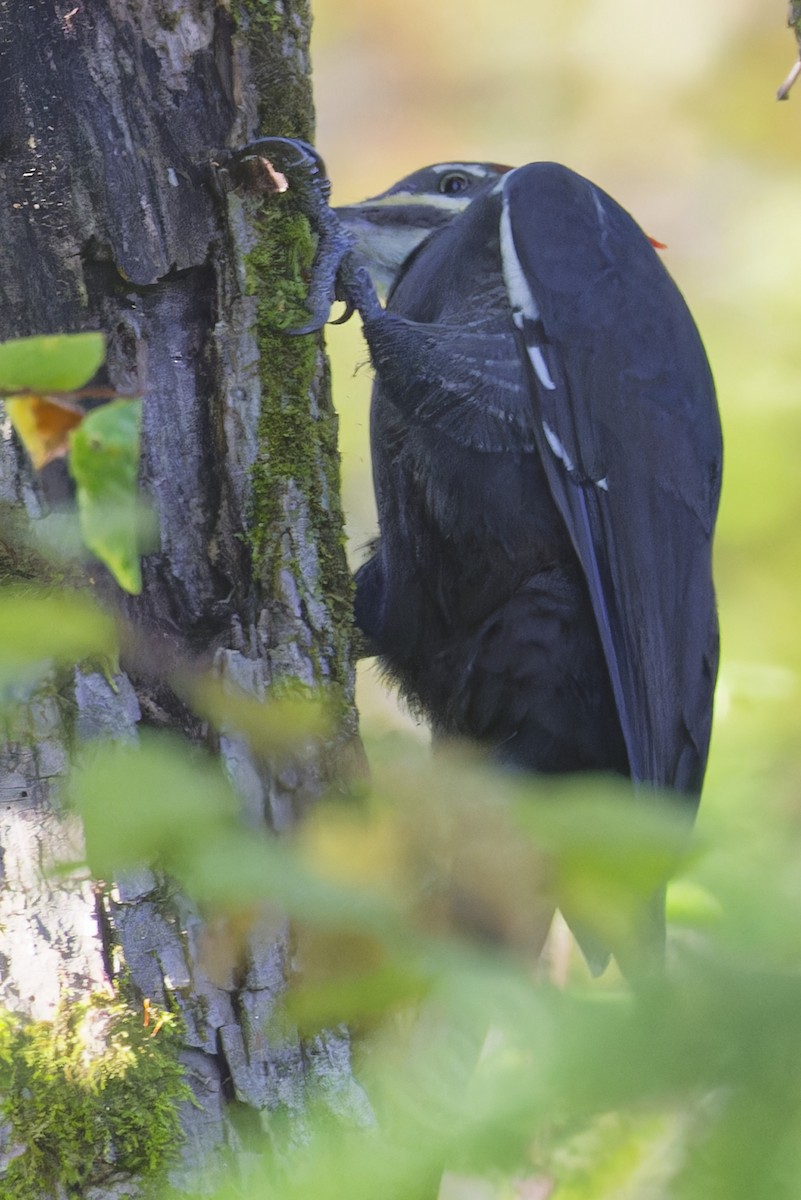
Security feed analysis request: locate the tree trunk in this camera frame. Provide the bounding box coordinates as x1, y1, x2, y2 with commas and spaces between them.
0, 2, 368, 1194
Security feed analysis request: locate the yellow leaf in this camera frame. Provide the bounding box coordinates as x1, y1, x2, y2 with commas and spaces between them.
6, 393, 84, 469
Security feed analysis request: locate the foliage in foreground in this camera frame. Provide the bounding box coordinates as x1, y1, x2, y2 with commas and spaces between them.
73, 723, 801, 1199
0, 585, 799, 1198
0, 333, 148, 594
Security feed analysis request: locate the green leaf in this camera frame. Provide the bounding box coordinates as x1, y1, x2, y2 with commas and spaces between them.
70, 733, 241, 878
0, 333, 105, 393
0, 587, 117, 687
68, 398, 152, 594
286, 961, 429, 1033
185, 675, 336, 756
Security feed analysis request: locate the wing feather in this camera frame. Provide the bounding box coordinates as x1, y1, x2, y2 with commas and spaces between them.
499, 163, 722, 793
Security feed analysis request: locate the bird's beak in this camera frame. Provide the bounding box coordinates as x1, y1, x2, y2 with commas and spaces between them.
332, 201, 437, 297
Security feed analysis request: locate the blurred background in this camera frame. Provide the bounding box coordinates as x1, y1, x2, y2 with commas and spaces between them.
310, 0, 801, 829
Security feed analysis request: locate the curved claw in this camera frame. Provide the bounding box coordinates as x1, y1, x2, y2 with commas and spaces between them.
227, 137, 354, 334
230, 137, 323, 169
280, 224, 356, 335
329, 300, 356, 326
227, 137, 331, 205
336, 255, 384, 325
226, 137, 383, 334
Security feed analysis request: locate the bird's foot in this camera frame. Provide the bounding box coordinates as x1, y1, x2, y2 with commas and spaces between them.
224, 137, 379, 334
334, 253, 384, 326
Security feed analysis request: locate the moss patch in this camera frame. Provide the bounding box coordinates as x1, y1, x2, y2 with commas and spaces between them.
244, 198, 354, 687
0, 995, 188, 1198
233, 0, 314, 139
232, 0, 354, 696
237, 0, 281, 35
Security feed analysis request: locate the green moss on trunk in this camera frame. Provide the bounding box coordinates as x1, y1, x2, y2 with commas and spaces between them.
234, 0, 315, 140
232, 0, 355, 691
0, 996, 188, 1197
244, 199, 353, 686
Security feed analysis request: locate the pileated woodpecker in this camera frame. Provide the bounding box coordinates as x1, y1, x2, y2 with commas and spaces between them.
228, 139, 722, 967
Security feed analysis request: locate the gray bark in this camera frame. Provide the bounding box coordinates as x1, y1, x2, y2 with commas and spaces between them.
0, 1, 368, 1193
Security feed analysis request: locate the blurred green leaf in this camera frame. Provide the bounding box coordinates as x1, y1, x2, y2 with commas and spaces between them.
666, 878, 723, 929
70, 733, 240, 878
287, 962, 428, 1033
185, 674, 336, 757
0, 586, 117, 687
68, 398, 152, 593
546, 1109, 693, 1200
0, 332, 105, 393
69, 732, 404, 938
61, 727, 801, 1200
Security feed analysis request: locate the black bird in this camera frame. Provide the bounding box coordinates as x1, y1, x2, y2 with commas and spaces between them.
229, 140, 722, 963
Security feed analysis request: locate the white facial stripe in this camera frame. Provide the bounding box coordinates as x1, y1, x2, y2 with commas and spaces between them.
429, 163, 493, 177
365, 191, 473, 213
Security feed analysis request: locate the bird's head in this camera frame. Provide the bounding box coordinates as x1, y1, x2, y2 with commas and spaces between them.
334, 161, 512, 295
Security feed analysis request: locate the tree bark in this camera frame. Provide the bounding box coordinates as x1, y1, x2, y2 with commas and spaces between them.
0, 2, 368, 1193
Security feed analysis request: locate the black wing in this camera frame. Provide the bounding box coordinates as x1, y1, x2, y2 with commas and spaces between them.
497, 163, 722, 794
357, 161, 720, 794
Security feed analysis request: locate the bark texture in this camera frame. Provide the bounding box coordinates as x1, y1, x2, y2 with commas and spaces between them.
0, 2, 368, 1193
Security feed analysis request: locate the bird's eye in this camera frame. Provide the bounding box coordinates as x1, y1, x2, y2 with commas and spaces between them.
439, 172, 470, 195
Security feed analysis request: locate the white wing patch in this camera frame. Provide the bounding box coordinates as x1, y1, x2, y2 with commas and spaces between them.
542, 421, 575, 472
529, 346, 556, 391
499, 185, 557, 391
500, 175, 609, 491
499, 189, 540, 322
